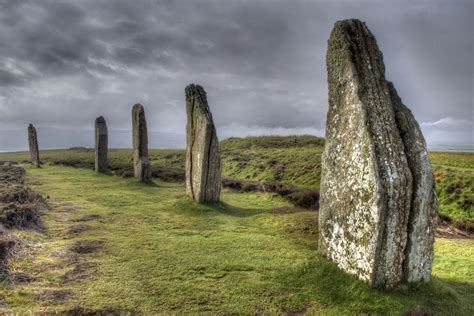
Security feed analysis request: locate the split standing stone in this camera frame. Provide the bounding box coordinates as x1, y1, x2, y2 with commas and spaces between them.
319, 19, 436, 289
28, 124, 40, 167
390, 83, 437, 283
95, 116, 108, 173
185, 84, 221, 203
132, 104, 152, 183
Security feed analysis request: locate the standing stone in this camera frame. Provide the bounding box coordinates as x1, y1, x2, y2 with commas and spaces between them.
390, 83, 437, 283
28, 124, 40, 167
319, 19, 436, 289
185, 84, 221, 203
132, 104, 152, 183
95, 116, 108, 173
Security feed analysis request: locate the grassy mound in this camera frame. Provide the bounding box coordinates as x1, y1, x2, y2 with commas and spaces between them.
221, 136, 324, 188
220, 135, 325, 149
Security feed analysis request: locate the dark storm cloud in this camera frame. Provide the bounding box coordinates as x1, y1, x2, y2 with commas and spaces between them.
0, 69, 25, 86
0, 0, 472, 149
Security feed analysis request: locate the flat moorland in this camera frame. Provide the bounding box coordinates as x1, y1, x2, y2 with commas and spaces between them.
1, 135, 472, 229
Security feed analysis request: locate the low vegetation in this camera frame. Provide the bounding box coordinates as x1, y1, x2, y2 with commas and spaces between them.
0, 165, 471, 314
0, 164, 49, 281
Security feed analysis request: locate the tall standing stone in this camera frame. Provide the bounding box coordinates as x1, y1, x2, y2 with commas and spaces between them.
95, 116, 108, 173
132, 104, 152, 183
185, 84, 221, 203
319, 19, 436, 289
28, 124, 40, 167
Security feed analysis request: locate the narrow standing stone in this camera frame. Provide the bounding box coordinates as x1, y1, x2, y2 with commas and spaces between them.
95, 116, 108, 173
132, 104, 152, 182
319, 19, 436, 289
185, 84, 221, 203
28, 124, 40, 167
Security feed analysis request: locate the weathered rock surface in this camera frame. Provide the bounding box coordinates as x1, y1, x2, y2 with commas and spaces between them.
319, 19, 436, 288
390, 83, 437, 283
94, 116, 108, 172
185, 84, 221, 203
132, 104, 151, 182
28, 124, 40, 167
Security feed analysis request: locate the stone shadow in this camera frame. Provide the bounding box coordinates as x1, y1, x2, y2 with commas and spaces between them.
270, 254, 474, 315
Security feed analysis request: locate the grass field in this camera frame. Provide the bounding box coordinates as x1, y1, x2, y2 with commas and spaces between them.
0, 165, 472, 314
1, 135, 472, 229
429, 152, 474, 230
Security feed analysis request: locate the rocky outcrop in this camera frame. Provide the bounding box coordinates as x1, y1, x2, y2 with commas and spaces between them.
319, 19, 436, 289
185, 84, 221, 203
132, 104, 151, 183
94, 116, 108, 173
28, 124, 40, 167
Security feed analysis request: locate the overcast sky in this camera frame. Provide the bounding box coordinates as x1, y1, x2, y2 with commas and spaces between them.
0, 0, 472, 150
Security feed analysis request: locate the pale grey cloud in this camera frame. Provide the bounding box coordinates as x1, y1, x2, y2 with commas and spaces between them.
421, 117, 473, 146
421, 117, 472, 130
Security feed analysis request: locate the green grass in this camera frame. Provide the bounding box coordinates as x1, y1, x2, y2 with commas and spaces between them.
0, 165, 473, 314
2, 135, 472, 227
430, 152, 474, 229
430, 152, 474, 169
220, 137, 324, 189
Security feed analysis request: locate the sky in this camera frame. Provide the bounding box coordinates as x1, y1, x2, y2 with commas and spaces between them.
0, 0, 472, 151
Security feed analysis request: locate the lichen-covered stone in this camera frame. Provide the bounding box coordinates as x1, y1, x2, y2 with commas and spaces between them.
27, 124, 40, 167
390, 82, 437, 283
132, 104, 152, 183
94, 116, 108, 173
320, 19, 435, 289
185, 84, 221, 203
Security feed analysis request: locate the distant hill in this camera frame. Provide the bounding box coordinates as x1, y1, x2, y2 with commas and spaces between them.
220, 135, 325, 149
220, 135, 325, 189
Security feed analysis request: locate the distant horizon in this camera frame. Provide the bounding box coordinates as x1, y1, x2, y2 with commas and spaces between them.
1, 128, 472, 153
